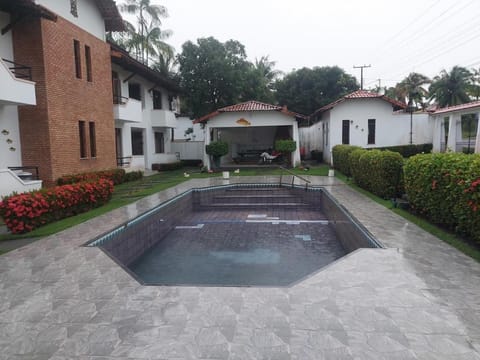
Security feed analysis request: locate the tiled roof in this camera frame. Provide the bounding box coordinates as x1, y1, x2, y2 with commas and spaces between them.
110, 42, 181, 93
0, 0, 124, 32
95, 0, 125, 32
194, 100, 306, 123
433, 100, 480, 115
311, 90, 407, 117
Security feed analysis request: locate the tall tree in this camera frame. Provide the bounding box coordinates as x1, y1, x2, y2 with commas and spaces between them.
274, 66, 358, 115
467, 67, 480, 101
117, 0, 172, 66
178, 37, 275, 118
395, 72, 430, 109
429, 66, 472, 107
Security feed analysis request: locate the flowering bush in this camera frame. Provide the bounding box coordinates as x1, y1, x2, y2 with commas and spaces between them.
57, 169, 127, 185
404, 153, 480, 243
0, 178, 114, 234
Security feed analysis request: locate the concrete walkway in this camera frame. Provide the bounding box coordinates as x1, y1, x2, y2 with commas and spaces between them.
0, 176, 479, 359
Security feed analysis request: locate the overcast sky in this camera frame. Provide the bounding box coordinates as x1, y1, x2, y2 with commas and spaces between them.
154, 0, 480, 89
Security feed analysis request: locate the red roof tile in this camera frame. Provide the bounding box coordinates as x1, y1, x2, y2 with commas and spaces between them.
311, 90, 407, 116
194, 100, 306, 123
433, 100, 480, 115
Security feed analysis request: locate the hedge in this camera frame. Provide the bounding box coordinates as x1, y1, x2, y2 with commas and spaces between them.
152, 161, 183, 171
332, 145, 362, 177
373, 143, 433, 158
404, 153, 480, 243
350, 149, 404, 199
0, 179, 114, 234
57, 169, 143, 186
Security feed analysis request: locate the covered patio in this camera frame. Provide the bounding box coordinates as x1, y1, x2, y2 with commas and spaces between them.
194, 101, 306, 169
432, 100, 480, 153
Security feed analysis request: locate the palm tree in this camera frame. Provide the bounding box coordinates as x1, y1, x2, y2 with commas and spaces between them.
467, 67, 480, 101
429, 66, 472, 107
120, 0, 170, 65
254, 56, 282, 88
395, 72, 430, 109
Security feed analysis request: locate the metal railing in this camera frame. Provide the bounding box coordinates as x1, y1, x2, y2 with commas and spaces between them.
278, 166, 311, 190
113, 95, 129, 105
1, 58, 32, 81
8, 166, 39, 180
116, 156, 132, 167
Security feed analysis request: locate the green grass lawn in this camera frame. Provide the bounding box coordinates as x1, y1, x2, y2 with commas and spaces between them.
0, 164, 329, 242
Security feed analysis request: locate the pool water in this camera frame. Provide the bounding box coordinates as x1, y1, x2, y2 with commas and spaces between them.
130, 208, 346, 286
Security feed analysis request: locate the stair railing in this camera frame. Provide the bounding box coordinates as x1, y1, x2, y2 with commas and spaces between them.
278, 166, 311, 190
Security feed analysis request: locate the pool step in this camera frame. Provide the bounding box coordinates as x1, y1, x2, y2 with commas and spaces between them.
212, 194, 297, 204
200, 202, 312, 209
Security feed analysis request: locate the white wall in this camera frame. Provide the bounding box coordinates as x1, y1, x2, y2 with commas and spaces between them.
299, 124, 323, 158
37, 0, 106, 40
0, 12, 13, 60
0, 105, 22, 168
174, 116, 204, 141
0, 169, 42, 199
171, 141, 204, 160
112, 64, 180, 170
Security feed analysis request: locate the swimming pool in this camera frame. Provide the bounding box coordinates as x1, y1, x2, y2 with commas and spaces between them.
86, 184, 382, 286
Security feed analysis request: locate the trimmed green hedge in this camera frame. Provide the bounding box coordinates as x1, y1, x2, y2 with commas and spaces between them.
404, 153, 480, 243
350, 149, 404, 199
152, 161, 183, 171
332, 145, 361, 177
373, 143, 433, 158
57, 169, 143, 186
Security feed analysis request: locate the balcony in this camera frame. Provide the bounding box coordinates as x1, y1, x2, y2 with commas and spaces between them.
0, 58, 36, 106
113, 96, 142, 123
151, 109, 176, 128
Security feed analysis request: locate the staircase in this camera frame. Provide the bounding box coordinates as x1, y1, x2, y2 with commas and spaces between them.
194, 186, 318, 210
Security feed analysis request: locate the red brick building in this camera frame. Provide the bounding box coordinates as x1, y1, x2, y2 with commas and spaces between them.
0, 0, 123, 186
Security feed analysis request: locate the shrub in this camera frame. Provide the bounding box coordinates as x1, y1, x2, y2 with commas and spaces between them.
0, 179, 114, 234
332, 145, 361, 176
275, 139, 297, 154
373, 144, 433, 158
205, 141, 229, 158
404, 153, 480, 243
123, 170, 143, 182
350, 149, 404, 199
57, 169, 126, 186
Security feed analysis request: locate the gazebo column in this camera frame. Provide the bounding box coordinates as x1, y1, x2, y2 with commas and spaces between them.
292, 122, 301, 166
447, 113, 459, 152
475, 112, 480, 153
432, 115, 442, 152
204, 123, 211, 170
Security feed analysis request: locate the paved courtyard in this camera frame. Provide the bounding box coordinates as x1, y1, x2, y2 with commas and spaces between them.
0, 176, 479, 359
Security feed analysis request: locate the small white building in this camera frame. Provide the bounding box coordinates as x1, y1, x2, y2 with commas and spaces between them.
309, 90, 433, 163
194, 101, 305, 170
111, 44, 182, 171
431, 101, 480, 153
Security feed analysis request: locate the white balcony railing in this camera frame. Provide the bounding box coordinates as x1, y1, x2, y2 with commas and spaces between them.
151, 109, 177, 128
0, 58, 36, 106
113, 97, 142, 123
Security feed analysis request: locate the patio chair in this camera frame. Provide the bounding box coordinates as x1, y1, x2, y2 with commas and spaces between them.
259, 152, 278, 163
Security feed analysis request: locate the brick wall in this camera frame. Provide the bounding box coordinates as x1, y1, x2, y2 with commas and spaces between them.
13, 15, 116, 185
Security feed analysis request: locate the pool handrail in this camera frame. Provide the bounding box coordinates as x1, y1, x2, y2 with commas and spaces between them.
278, 166, 311, 190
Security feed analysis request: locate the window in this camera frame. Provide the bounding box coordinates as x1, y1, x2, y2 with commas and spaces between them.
461, 114, 478, 139
128, 83, 141, 101
73, 40, 81, 79
112, 71, 122, 103
443, 116, 449, 145
154, 132, 164, 153
368, 119, 376, 144
168, 95, 176, 111
85, 45, 92, 82
131, 129, 144, 155
342, 120, 350, 145
89, 122, 96, 158
79, 121, 87, 158
152, 90, 162, 109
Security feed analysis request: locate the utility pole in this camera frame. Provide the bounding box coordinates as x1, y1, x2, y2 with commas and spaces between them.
353, 64, 371, 90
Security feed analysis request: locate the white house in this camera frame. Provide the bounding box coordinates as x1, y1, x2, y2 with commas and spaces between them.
111, 43, 182, 171
431, 101, 480, 153
194, 101, 305, 170
308, 90, 433, 163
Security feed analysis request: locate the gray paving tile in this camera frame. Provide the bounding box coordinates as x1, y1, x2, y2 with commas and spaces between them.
0, 176, 479, 358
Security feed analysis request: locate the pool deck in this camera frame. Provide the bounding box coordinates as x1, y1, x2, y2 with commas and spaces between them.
0, 176, 479, 359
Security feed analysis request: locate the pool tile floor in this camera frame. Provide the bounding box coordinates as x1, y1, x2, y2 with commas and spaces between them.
0, 176, 479, 359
